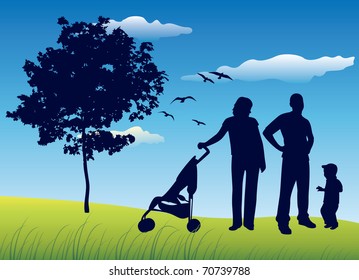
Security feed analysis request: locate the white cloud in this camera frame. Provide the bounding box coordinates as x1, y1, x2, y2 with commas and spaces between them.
182, 55, 355, 83
106, 16, 192, 40
111, 126, 164, 146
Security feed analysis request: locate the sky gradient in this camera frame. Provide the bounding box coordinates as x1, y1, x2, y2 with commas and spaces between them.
1, 0, 358, 222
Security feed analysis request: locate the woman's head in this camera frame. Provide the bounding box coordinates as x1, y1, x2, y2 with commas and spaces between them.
233, 97, 253, 117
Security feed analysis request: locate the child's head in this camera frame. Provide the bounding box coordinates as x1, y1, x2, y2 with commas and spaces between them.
322, 163, 338, 179
233, 97, 252, 117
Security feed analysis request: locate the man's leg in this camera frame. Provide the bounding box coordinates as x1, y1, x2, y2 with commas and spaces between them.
243, 167, 259, 230
276, 159, 296, 234
297, 160, 316, 228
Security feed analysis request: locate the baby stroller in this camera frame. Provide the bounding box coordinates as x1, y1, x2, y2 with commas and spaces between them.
138, 147, 210, 233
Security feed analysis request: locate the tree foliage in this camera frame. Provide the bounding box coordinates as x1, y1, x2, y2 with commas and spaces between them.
7, 16, 168, 212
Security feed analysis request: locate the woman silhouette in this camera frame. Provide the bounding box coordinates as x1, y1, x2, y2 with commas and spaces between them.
198, 97, 266, 230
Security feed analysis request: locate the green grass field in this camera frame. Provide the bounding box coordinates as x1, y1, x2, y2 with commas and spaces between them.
1, 196, 358, 260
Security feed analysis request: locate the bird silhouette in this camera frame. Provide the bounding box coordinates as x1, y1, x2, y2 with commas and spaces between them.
197, 73, 214, 84
170, 96, 197, 104
209, 71, 233, 80
192, 119, 206, 126
159, 111, 175, 120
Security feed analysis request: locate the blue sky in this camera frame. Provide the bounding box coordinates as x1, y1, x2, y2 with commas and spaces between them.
1, 0, 359, 222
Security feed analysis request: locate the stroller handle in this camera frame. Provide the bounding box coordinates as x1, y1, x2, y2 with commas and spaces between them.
197, 147, 210, 163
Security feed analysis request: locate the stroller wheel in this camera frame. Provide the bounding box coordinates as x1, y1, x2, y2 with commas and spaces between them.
187, 219, 201, 233
138, 218, 155, 233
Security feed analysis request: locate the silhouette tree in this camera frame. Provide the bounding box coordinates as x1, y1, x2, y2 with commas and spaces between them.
6, 16, 168, 213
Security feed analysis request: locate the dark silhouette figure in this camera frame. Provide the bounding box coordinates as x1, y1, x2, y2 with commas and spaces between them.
171, 96, 196, 104
198, 97, 266, 231
263, 93, 315, 234
159, 111, 175, 120
197, 73, 215, 84
192, 119, 206, 126
6, 17, 168, 213
317, 163, 343, 230
209, 71, 233, 80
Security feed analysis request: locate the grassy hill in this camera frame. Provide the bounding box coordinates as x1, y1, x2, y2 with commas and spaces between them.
1, 196, 359, 260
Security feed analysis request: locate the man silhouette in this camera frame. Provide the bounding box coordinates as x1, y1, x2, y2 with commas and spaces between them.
198, 97, 266, 231
263, 93, 316, 234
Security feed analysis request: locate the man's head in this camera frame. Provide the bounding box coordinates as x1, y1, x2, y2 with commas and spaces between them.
290, 93, 304, 113
233, 97, 252, 117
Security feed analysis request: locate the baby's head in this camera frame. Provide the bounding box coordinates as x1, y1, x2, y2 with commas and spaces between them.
322, 163, 338, 179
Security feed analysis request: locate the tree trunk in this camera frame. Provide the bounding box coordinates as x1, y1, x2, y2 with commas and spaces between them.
82, 127, 90, 213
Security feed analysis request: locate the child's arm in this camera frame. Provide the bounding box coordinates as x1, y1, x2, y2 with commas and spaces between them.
316, 186, 325, 192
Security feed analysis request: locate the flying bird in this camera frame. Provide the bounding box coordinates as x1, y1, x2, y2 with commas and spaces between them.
209, 71, 233, 80
159, 111, 175, 120
192, 119, 206, 126
197, 73, 214, 84
170, 96, 197, 104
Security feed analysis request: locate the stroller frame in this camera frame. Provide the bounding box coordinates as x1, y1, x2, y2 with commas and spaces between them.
138, 147, 210, 233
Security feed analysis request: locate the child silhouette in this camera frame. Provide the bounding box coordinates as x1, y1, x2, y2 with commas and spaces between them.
317, 163, 343, 230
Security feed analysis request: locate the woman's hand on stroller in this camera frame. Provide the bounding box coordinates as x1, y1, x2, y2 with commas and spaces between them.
197, 142, 207, 149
